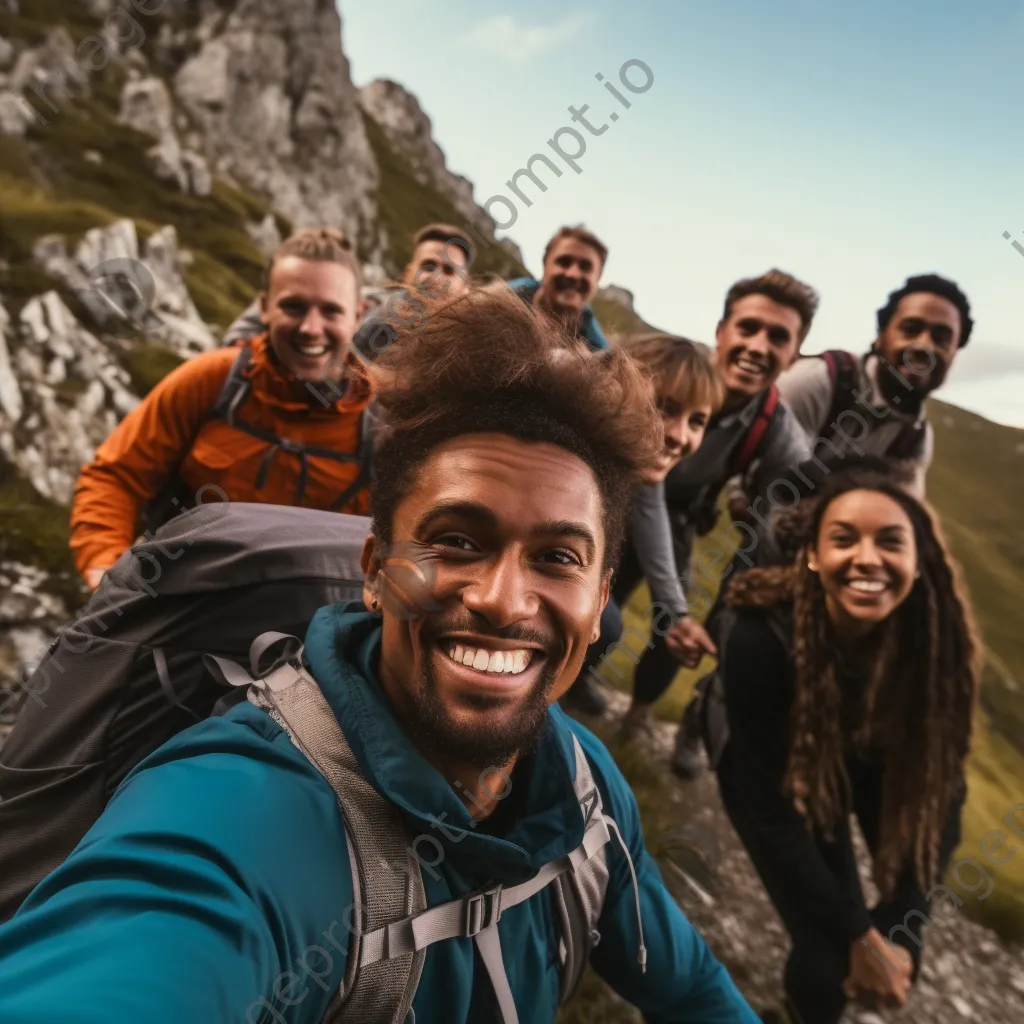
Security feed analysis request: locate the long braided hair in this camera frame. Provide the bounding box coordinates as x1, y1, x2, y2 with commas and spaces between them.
728, 461, 982, 897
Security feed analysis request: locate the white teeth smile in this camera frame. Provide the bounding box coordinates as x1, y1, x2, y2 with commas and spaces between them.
294, 342, 328, 357
735, 356, 766, 375
446, 643, 533, 675
847, 579, 887, 593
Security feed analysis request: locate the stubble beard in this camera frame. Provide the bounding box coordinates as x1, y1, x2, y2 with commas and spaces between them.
412, 649, 559, 771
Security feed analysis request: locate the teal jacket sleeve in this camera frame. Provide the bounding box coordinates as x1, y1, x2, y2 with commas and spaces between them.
573, 727, 758, 1022
0, 717, 353, 1024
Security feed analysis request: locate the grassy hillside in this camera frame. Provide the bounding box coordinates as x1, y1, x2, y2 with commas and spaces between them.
590, 294, 657, 337
928, 400, 1024, 745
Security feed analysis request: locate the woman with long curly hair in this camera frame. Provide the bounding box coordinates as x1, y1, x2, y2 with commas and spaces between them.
711, 458, 981, 1024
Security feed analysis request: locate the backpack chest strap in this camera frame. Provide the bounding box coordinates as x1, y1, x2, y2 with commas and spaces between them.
357, 812, 610, 968
357, 811, 610, 1024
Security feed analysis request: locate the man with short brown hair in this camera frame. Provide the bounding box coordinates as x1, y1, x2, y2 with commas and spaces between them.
508, 224, 610, 351
71, 228, 372, 588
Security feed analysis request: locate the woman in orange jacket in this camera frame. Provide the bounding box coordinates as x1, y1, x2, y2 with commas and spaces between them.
71, 229, 373, 588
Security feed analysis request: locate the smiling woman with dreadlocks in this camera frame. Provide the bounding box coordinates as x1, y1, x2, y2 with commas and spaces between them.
709, 457, 981, 1024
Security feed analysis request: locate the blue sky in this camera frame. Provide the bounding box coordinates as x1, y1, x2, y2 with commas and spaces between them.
341, 0, 1023, 427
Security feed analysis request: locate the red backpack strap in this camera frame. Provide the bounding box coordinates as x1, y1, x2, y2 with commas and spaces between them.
733, 385, 779, 477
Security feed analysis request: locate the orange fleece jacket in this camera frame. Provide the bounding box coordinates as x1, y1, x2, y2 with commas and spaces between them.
70, 337, 372, 578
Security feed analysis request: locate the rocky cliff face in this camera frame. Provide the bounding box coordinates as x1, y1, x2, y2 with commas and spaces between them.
0, 216, 209, 724
359, 78, 479, 230
0, 0, 515, 267
165, 0, 380, 251
0, 0, 522, 716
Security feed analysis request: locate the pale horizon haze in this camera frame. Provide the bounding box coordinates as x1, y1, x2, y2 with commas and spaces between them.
341, 0, 1023, 428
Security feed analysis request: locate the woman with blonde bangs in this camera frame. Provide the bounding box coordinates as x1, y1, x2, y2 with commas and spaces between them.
565, 332, 727, 724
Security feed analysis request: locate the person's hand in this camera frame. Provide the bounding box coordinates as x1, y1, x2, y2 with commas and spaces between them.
843, 928, 912, 1009
664, 616, 717, 668
85, 566, 112, 590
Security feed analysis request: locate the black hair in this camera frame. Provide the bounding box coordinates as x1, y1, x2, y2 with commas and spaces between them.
876, 274, 974, 348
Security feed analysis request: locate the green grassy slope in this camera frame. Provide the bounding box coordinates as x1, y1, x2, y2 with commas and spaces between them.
590, 294, 658, 338
927, 400, 1024, 745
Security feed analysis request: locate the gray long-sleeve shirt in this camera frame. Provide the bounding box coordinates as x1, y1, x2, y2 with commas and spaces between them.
632, 393, 810, 615
630, 481, 689, 617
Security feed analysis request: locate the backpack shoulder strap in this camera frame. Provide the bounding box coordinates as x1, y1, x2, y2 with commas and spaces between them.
208, 343, 254, 423
326, 408, 374, 511
235, 638, 426, 1023
887, 419, 927, 460
733, 384, 780, 477
550, 736, 611, 1002
353, 733, 618, 1024
820, 349, 861, 435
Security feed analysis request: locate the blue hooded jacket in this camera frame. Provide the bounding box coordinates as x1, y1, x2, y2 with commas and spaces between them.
0, 604, 756, 1023
507, 277, 610, 351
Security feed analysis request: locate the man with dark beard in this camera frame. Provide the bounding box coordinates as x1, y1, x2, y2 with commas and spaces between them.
507, 224, 610, 350
0, 287, 756, 1024
776, 274, 974, 498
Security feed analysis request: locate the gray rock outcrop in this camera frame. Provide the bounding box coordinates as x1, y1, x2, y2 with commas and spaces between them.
170, 0, 380, 250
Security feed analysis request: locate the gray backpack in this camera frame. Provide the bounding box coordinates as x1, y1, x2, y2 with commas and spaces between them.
0, 504, 368, 923
211, 635, 639, 1024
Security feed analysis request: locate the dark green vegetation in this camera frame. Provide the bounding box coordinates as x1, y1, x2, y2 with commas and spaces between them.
122, 343, 185, 397
591, 294, 656, 338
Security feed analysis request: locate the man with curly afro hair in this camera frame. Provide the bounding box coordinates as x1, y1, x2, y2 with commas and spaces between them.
0, 285, 757, 1024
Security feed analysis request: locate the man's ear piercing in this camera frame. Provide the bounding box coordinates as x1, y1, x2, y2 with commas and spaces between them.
370, 596, 380, 611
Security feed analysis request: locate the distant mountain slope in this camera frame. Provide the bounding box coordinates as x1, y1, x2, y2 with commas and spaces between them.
927, 399, 1024, 749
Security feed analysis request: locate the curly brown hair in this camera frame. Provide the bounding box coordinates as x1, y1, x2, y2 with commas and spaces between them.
727, 463, 982, 898
368, 284, 664, 568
